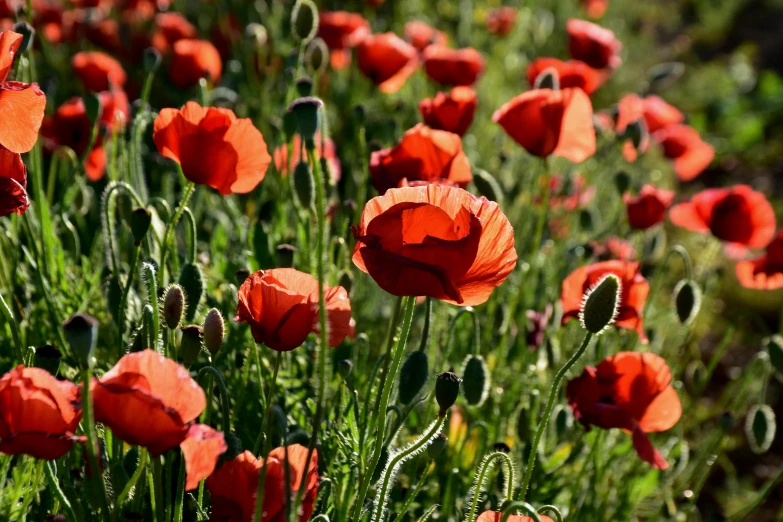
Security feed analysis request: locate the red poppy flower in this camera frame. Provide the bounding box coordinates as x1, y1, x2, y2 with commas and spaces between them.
169, 39, 222, 88
624, 184, 675, 230
352, 185, 517, 305
493, 88, 596, 163
423, 45, 485, 86
486, 7, 517, 36
589, 236, 637, 261
153, 102, 271, 194
369, 123, 472, 194
0, 31, 46, 154
526, 57, 604, 95
561, 260, 649, 341
0, 146, 28, 216
84, 17, 121, 54
476, 511, 554, 522
356, 33, 418, 93
92, 350, 227, 490
651, 124, 714, 182
318, 11, 369, 70
670, 185, 776, 249
151, 12, 197, 54
273, 133, 341, 183
567, 352, 681, 469
206, 445, 319, 522
418, 87, 477, 137
32, 0, 66, 44
735, 230, 783, 290
566, 18, 621, 70
582, 0, 609, 18
615, 94, 684, 161
0, 0, 22, 17
545, 173, 595, 211
235, 268, 352, 352
71, 51, 127, 92
0, 366, 82, 460
404, 21, 447, 53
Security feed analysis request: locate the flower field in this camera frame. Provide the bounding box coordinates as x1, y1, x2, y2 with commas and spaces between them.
1, 0, 782, 521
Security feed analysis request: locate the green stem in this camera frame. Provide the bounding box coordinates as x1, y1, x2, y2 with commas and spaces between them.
82, 367, 110, 520
117, 245, 142, 357
151, 456, 165, 522
142, 263, 160, 352
0, 290, 23, 363
728, 464, 783, 521
353, 122, 370, 227
500, 502, 541, 522
390, 461, 433, 522
253, 351, 284, 522
465, 451, 515, 522
114, 449, 148, 519
518, 332, 593, 502
158, 180, 196, 287
45, 461, 77, 522
172, 451, 187, 522
536, 506, 563, 522
198, 366, 232, 432
644, 244, 693, 317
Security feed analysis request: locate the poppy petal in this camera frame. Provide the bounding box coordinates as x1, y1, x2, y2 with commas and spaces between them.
0, 81, 46, 153
632, 424, 669, 469
180, 423, 227, 490
0, 30, 22, 82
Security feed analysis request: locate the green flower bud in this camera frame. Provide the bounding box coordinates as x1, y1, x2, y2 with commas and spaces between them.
180, 325, 203, 366
435, 371, 461, 415
472, 169, 504, 204
295, 77, 313, 97
427, 432, 447, 459
129, 207, 152, 245
143, 48, 162, 74
461, 354, 489, 406
12, 22, 35, 55
291, 0, 318, 44
673, 279, 701, 325
305, 38, 328, 74
534, 67, 560, 90
371, 446, 389, 482
398, 350, 429, 405
288, 96, 323, 144
338, 270, 353, 295
613, 171, 631, 196
179, 262, 205, 323
85, 92, 102, 123
337, 359, 353, 381
203, 308, 224, 355
276, 244, 297, 268
33, 345, 62, 376
746, 404, 776, 454
579, 274, 621, 335
293, 160, 315, 209
162, 284, 185, 330
63, 312, 99, 367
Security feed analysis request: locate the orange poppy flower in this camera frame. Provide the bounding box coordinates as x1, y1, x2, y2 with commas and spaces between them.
624, 184, 675, 230
404, 20, 447, 53
526, 57, 604, 95
477, 511, 554, 522
0, 366, 82, 460
582, 0, 609, 18
493, 88, 596, 163
169, 39, 222, 88
151, 12, 197, 54
615, 94, 684, 162
356, 33, 418, 93
651, 124, 714, 182
84, 17, 121, 54
735, 230, 783, 290
419, 86, 477, 137
423, 45, 485, 86
352, 185, 517, 305
153, 102, 271, 194
369, 123, 472, 193
206, 445, 319, 522
318, 11, 369, 70
0, 146, 28, 216
92, 350, 227, 490
566, 18, 621, 70
235, 268, 352, 352
567, 352, 681, 469
669, 185, 776, 249
71, 51, 127, 92
273, 133, 341, 182
561, 260, 649, 341
0, 31, 46, 154
486, 7, 517, 36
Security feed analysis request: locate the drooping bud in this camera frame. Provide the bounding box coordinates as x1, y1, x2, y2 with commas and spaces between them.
472, 169, 503, 203
288, 96, 323, 144
765, 335, 783, 376
435, 371, 461, 415
295, 77, 313, 97
203, 308, 224, 355
129, 207, 152, 245
461, 354, 489, 406
180, 325, 203, 366
579, 274, 621, 335
12, 22, 35, 55
245, 23, 268, 49
534, 67, 560, 90
84, 92, 102, 124
398, 350, 429, 405
746, 404, 776, 454
305, 38, 328, 74
427, 433, 447, 459
179, 262, 205, 322
276, 244, 297, 268
34, 345, 62, 376
143, 48, 162, 74
291, 0, 318, 44
293, 160, 315, 208
162, 284, 186, 330
613, 171, 631, 196
673, 279, 701, 325
337, 359, 353, 381
63, 312, 99, 367
338, 271, 353, 294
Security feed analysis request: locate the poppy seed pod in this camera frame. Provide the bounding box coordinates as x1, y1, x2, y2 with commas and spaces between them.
276, 244, 297, 268
435, 371, 461, 415
63, 312, 99, 367
288, 97, 323, 144
296, 77, 314, 97
765, 335, 783, 376
337, 359, 353, 380
12, 22, 34, 54
203, 308, 224, 355
162, 284, 185, 330
398, 350, 429, 405
129, 207, 152, 245
293, 160, 315, 208
746, 404, 776, 454
179, 262, 205, 322
305, 38, 328, 74
427, 432, 447, 459
579, 273, 621, 335
461, 354, 489, 406
33, 344, 62, 376
613, 171, 631, 196
180, 325, 203, 366
472, 169, 503, 204
673, 279, 701, 325
143, 48, 162, 74
292, 0, 319, 44
534, 67, 560, 90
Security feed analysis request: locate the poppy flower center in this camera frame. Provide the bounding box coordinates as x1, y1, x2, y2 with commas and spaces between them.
708, 194, 754, 244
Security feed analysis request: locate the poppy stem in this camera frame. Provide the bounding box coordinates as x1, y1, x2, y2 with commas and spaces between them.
158, 180, 196, 288
536, 505, 564, 522
0, 290, 23, 364
466, 451, 515, 522
151, 455, 165, 522
518, 332, 593, 503
643, 244, 693, 318
252, 351, 284, 522
45, 461, 77, 522
172, 450, 187, 522
117, 244, 142, 358
114, 448, 148, 519
499, 501, 541, 522
81, 367, 111, 521
390, 461, 433, 522
198, 366, 232, 433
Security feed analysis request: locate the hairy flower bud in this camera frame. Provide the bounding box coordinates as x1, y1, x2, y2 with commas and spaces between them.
180, 325, 203, 366
179, 262, 205, 322
435, 371, 461, 415
461, 354, 489, 406
129, 207, 152, 245
673, 279, 701, 325
288, 96, 323, 144
427, 432, 447, 459
305, 38, 328, 74
398, 350, 429, 405
162, 285, 185, 330
579, 274, 621, 335
203, 308, 224, 355
63, 312, 99, 367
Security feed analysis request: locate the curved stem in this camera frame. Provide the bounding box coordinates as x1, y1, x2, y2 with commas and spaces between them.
158, 180, 196, 287
114, 449, 148, 518
198, 366, 232, 432
644, 244, 693, 317
536, 506, 562, 522
518, 332, 593, 503
117, 245, 142, 357
182, 207, 197, 264
500, 502, 540, 522
466, 451, 516, 522
45, 461, 77, 522
101, 182, 144, 276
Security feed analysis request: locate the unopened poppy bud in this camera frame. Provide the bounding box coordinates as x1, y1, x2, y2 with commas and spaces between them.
579, 208, 595, 231
398, 350, 429, 405
534, 67, 560, 90
34, 345, 62, 376
746, 404, 776, 454
516, 406, 529, 443
338, 271, 353, 294
143, 48, 162, 74
296, 77, 313, 97
180, 325, 203, 366
765, 335, 783, 376
472, 169, 503, 203
623, 118, 649, 152
554, 404, 574, 435
203, 308, 224, 355
305, 38, 328, 74
435, 371, 461, 415
276, 244, 297, 268
283, 111, 298, 141
579, 274, 621, 335
288, 96, 323, 144
63, 312, 99, 367
427, 433, 447, 459
461, 354, 489, 406
293, 160, 315, 208
162, 284, 185, 330
179, 262, 205, 322
12, 22, 35, 54
353, 104, 366, 125
245, 23, 268, 49
337, 359, 353, 380
673, 279, 701, 325
291, 0, 318, 44
129, 207, 152, 245
613, 171, 631, 196
84, 92, 102, 124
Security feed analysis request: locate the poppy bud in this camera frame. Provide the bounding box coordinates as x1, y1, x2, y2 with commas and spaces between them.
337, 359, 353, 381
34, 345, 62, 376
180, 325, 203, 365
461, 354, 489, 406
291, 0, 319, 44
276, 244, 297, 268
235, 268, 251, 285
472, 169, 504, 203
63, 312, 99, 367
129, 326, 144, 353
143, 48, 162, 74
85, 92, 102, 124
162, 285, 185, 330
613, 171, 631, 196
283, 111, 298, 142
578, 208, 595, 231
673, 279, 701, 325
398, 350, 429, 405
288, 96, 323, 144
533, 67, 560, 90
245, 23, 268, 49
12, 22, 35, 55
338, 271, 354, 294
427, 432, 447, 459
553, 404, 574, 435
435, 371, 461, 415
305, 38, 329, 74
129, 208, 152, 245
293, 160, 315, 208
296, 77, 314, 97
765, 335, 783, 376
746, 404, 776, 454
579, 273, 621, 335
623, 118, 649, 152
203, 308, 224, 355
516, 407, 529, 443
179, 262, 205, 322
353, 104, 366, 126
